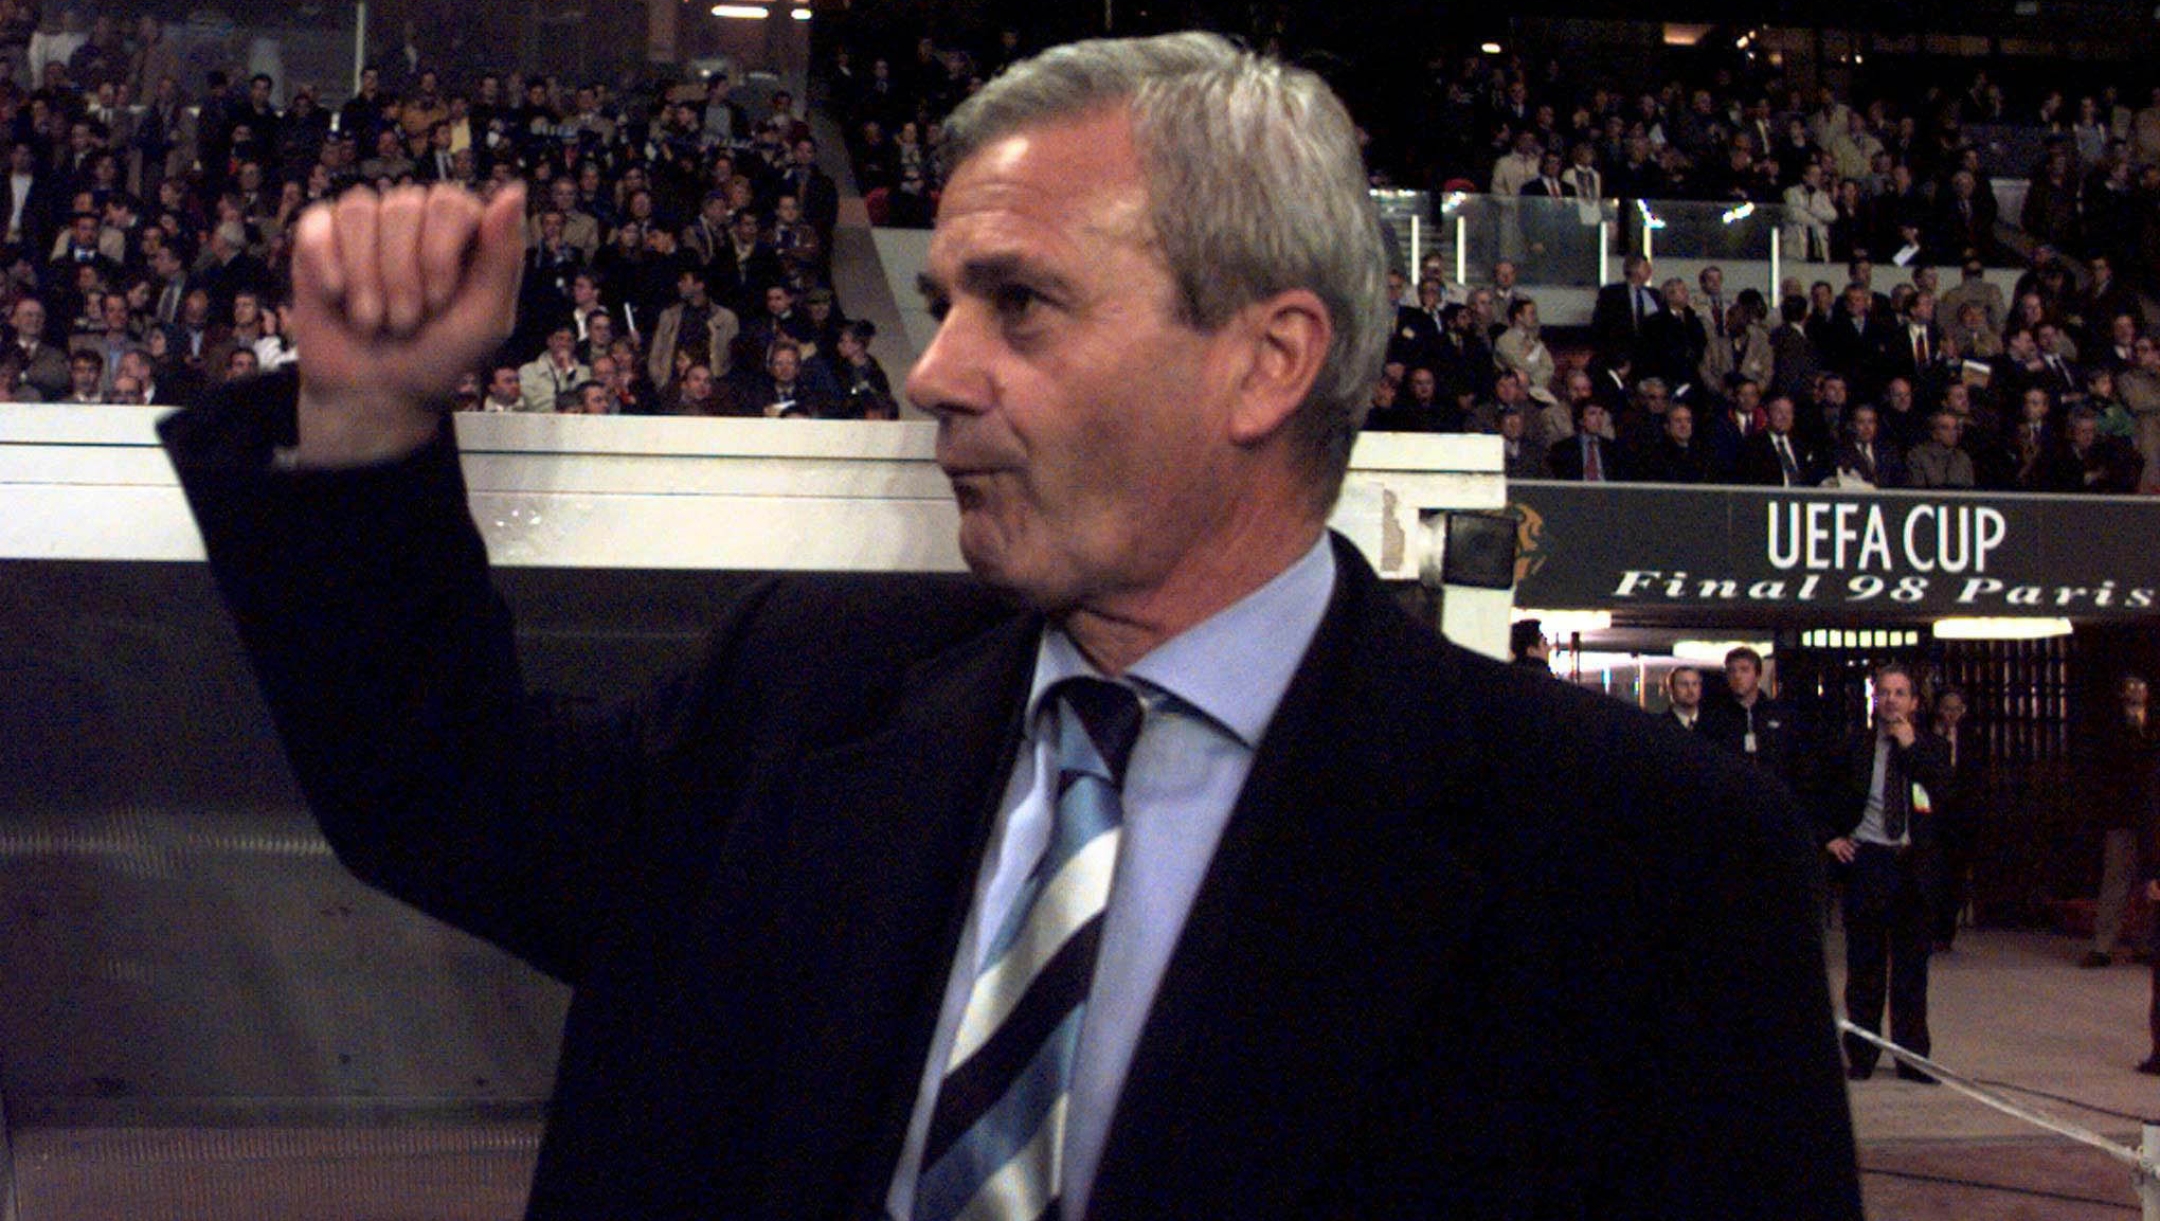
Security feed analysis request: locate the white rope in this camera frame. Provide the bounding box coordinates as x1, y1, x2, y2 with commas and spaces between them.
1838, 1019, 2160, 1183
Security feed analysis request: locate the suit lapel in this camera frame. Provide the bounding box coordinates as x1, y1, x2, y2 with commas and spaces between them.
1088, 540, 1482, 1219
748, 612, 1040, 1218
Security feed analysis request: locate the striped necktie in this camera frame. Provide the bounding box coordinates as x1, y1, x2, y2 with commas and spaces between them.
915, 677, 1143, 1221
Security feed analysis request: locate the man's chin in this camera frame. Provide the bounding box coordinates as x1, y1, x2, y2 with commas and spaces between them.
955, 522, 1075, 616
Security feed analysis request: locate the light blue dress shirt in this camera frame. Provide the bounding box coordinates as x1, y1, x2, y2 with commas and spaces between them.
884, 536, 1338, 1221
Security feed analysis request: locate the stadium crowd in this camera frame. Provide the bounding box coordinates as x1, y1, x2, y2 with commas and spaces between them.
7, 3, 2160, 499
0, 11, 897, 418
1358, 44, 2160, 496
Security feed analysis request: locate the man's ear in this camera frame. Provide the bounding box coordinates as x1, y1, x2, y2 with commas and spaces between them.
1228, 287, 1332, 446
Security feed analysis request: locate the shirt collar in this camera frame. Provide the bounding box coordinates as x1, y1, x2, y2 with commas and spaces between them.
1024, 534, 1336, 749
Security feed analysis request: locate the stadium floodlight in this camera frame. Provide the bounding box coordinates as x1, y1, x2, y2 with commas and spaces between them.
711, 4, 770, 16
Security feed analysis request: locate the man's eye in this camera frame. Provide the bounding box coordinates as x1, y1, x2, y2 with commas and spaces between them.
924, 295, 951, 323
992, 284, 1040, 319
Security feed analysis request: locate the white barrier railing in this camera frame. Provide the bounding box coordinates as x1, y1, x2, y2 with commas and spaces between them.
1840, 1020, 2160, 1218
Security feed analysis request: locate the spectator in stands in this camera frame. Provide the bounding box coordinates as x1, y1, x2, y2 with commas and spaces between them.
1782, 163, 1836, 263
1493, 296, 1554, 402
1820, 282, 1894, 400
1639, 401, 1711, 484
532, 176, 598, 262
1945, 299, 2002, 363
1490, 129, 1540, 197
1875, 377, 1927, 455
1467, 366, 1533, 435
1887, 291, 1946, 393
647, 265, 739, 390
1368, 364, 1453, 434
1738, 395, 1824, 488
662, 360, 721, 415
519, 324, 589, 413
1432, 300, 1493, 407
1, 296, 66, 400
1495, 401, 1547, 480
712, 207, 781, 314
567, 379, 612, 415
1906, 409, 1976, 489
478, 365, 525, 413
58, 348, 102, 402
1591, 253, 1657, 368
1387, 280, 1442, 374
820, 319, 895, 420
1547, 397, 1621, 481
2003, 386, 2059, 490
1702, 296, 1774, 398
2045, 405, 2143, 493
1832, 403, 1904, 489
1826, 663, 1953, 1084
768, 193, 823, 287
1940, 258, 2006, 335
736, 338, 833, 419
1639, 277, 1706, 396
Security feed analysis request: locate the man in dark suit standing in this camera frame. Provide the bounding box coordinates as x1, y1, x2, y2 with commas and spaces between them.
158, 34, 1858, 1221
1591, 253, 1660, 368
0, 139, 61, 260
1823, 664, 1954, 1082
1639, 277, 1708, 397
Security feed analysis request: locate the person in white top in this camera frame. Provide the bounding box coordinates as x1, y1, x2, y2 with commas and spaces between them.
1781, 163, 1838, 263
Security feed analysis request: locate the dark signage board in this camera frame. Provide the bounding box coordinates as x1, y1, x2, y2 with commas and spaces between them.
1508, 482, 2160, 619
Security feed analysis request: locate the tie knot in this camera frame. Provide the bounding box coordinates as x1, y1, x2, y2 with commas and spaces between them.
1051, 676, 1144, 786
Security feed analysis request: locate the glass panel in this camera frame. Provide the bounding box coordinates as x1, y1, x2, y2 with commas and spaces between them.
1454, 194, 1615, 289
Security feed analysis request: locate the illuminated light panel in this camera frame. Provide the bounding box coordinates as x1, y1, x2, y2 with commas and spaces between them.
711, 4, 770, 17
1479, 42, 1502, 54
1671, 640, 1772, 664
1932, 617, 2073, 641
791, 6, 810, 17
1510, 609, 1612, 635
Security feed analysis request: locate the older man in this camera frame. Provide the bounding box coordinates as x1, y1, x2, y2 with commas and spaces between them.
158, 34, 1855, 1220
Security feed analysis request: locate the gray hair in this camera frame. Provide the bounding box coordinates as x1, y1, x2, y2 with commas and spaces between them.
940, 32, 1389, 507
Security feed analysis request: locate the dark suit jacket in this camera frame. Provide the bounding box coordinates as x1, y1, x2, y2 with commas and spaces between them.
1545, 432, 1624, 481
158, 370, 1859, 1221
1591, 281, 1656, 362
0, 168, 62, 256
1831, 440, 1906, 489
1737, 430, 1825, 487
1769, 324, 1820, 403
1387, 305, 1442, 372
1639, 308, 1708, 394
1824, 728, 1954, 857
1703, 694, 1803, 790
